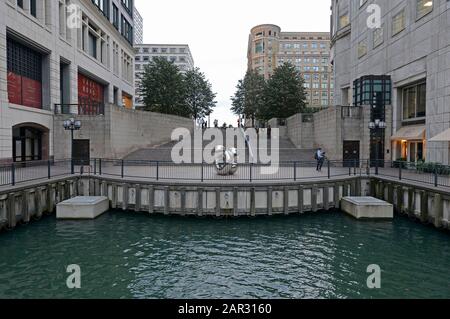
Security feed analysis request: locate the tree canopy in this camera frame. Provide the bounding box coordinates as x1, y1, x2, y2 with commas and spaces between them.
139, 58, 216, 119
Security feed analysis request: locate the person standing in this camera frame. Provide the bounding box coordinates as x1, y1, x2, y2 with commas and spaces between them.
315, 148, 325, 172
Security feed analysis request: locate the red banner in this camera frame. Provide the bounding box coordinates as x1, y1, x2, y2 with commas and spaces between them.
22, 77, 42, 109
8, 72, 42, 108
7, 72, 22, 105
78, 73, 104, 103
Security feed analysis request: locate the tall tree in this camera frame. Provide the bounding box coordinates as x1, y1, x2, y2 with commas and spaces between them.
231, 70, 266, 126
183, 68, 217, 120
259, 63, 307, 120
139, 57, 189, 117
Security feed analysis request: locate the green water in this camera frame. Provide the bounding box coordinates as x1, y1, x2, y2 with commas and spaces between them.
0, 211, 449, 299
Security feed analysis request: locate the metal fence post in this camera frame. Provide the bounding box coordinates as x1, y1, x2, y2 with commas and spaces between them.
375, 159, 379, 176
156, 161, 159, 181
48, 160, 51, 179
354, 159, 357, 176
399, 163, 402, 181
11, 163, 15, 186
328, 160, 331, 179
201, 162, 204, 182
294, 162, 297, 181
121, 159, 124, 179
71, 158, 74, 175
94, 158, 97, 175
99, 158, 102, 176
434, 168, 438, 187
250, 163, 253, 183
367, 159, 370, 176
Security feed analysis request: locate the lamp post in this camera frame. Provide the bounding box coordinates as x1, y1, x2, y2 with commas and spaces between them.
368, 119, 386, 175
63, 118, 82, 174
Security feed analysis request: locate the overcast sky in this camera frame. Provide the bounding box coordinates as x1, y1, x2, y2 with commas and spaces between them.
135, 0, 331, 126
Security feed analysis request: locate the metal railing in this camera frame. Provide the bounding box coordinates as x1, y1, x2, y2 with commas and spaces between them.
1, 158, 450, 188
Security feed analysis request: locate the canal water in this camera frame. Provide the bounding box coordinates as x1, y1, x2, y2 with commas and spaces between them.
0, 211, 449, 299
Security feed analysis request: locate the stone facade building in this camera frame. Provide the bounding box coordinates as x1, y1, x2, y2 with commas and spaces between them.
134, 44, 194, 108
330, 0, 450, 164
0, 0, 136, 163
247, 24, 334, 109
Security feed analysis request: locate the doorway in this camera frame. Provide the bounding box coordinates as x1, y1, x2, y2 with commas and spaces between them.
343, 141, 360, 167
73, 139, 90, 165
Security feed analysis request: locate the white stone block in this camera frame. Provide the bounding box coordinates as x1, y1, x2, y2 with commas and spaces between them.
57, 197, 109, 220
341, 197, 393, 220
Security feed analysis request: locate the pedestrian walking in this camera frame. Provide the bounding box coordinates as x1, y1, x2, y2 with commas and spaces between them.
315, 148, 326, 172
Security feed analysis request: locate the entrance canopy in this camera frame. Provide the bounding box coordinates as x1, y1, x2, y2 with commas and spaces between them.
391, 125, 425, 141
429, 128, 450, 142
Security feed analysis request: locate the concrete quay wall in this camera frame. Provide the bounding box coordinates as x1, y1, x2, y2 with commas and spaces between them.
0, 176, 449, 232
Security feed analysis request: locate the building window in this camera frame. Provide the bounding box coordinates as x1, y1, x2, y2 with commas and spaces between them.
7, 38, 42, 109
358, 41, 367, 58
121, 15, 133, 45
402, 82, 426, 121
255, 41, 264, 54
416, 0, 433, 20
392, 10, 406, 36
112, 4, 119, 29
121, 0, 133, 16
353, 76, 391, 107
339, 14, 350, 29
92, 0, 110, 18
373, 26, 384, 48
88, 32, 97, 59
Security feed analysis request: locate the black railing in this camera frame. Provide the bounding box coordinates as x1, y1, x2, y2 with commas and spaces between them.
1, 158, 450, 188
54, 103, 105, 115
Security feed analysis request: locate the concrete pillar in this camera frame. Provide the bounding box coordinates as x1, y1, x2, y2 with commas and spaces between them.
433, 193, 443, 228
268, 187, 273, 216
334, 184, 340, 209
7, 193, 16, 229
122, 184, 129, 211
197, 188, 203, 217
284, 187, 289, 215
250, 188, 256, 217
323, 185, 330, 211
148, 186, 154, 214
22, 191, 30, 223
35, 188, 42, 218
387, 183, 394, 204
312, 186, 318, 212
298, 186, 304, 214
407, 188, 415, 218
111, 184, 117, 209
233, 187, 238, 217
180, 188, 186, 216
164, 187, 170, 215
420, 190, 429, 223
215, 188, 221, 217
47, 184, 54, 213
395, 185, 403, 214
135, 185, 141, 212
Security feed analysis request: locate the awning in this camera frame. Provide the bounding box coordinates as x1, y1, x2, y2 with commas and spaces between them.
430, 128, 450, 142
391, 125, 426, 141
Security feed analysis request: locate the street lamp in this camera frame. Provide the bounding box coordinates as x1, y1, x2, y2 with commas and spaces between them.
63, 118, 82, 174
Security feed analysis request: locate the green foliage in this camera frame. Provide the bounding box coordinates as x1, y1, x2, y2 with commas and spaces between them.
139, 57, 188, 117
259, 63, 307, 121
416, 161, 450, 175
139, 58, 216, 119
231, 70, 266, 126
184, 68, 217, 120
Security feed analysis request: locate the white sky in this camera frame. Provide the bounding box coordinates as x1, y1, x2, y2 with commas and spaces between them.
135, 0, 331, 126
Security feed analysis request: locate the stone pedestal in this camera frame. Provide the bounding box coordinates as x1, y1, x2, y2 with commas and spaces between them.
57, 196, 109, 220
341, 197, 393, 220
